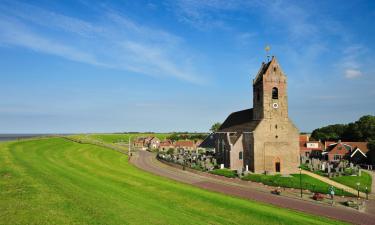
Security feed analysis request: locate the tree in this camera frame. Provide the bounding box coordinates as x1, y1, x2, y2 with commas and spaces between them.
356, 115, 375, 141
367, 140, 375, 165
310, 115, 375, 142
310, 124, 347, 141
210, 122, 222, 132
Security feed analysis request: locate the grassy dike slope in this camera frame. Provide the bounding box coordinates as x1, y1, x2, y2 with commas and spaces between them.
0, 138, 344, 225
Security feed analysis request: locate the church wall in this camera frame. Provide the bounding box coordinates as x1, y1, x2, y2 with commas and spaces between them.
253, 119, 299, 175
242, 132, 254, 172
229, 135, 244, 171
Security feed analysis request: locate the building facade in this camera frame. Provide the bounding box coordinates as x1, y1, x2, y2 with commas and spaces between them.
215, 56, 300, 174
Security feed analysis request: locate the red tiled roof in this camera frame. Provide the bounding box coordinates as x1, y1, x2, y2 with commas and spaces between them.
159, 140, 173, 147
175, 140, 195, 148
324, 141, 368, 153
299, 135, 309, 142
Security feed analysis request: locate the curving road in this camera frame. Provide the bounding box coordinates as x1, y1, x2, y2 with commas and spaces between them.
130, 150, 375, 225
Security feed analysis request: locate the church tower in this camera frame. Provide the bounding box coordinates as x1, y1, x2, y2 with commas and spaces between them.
253, 56, 288, 121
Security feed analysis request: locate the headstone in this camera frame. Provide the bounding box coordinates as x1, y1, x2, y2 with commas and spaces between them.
220, 164, 224, 169
327, 164, 331, 174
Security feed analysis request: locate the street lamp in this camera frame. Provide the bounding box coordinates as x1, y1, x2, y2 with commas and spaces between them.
356, 182, 360, 199
299, 168, 302, 198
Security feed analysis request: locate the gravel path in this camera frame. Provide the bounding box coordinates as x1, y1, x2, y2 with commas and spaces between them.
130, 150, 375, 225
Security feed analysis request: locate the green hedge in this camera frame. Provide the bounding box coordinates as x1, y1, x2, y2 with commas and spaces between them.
209, 169, 237, 178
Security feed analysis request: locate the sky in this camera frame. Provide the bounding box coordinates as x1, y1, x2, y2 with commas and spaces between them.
0, 0, 374, 133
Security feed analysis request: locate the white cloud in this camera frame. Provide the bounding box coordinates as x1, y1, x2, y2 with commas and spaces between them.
0, 1, 203, 84
345, 69, 362, 79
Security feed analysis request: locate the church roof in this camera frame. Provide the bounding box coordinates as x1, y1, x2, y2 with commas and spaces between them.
218, 108, 260, 132
253, 58, 272, 84
199, 133, 216, 148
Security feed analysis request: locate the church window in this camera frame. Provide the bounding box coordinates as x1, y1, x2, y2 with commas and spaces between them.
239, 151, 243, 160
275, 135, 278, 139
272, 87, 278, 99
275, 124, 278, 129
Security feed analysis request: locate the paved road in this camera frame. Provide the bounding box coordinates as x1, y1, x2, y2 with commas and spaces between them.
130, 150, 375, 225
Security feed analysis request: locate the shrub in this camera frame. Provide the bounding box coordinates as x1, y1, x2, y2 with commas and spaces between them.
209, 169, 237, 178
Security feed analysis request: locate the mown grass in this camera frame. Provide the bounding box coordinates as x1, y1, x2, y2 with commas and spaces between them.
0, 138, 345, 224
242, 174, 353, 196
71, 133, 170, 144
332, 172, 372, 193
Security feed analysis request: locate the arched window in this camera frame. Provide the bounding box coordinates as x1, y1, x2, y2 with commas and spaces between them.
272, 87, 278, 99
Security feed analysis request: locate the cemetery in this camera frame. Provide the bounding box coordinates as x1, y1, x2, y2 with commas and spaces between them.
301, 158, 372, 193
157, 148, 217, 172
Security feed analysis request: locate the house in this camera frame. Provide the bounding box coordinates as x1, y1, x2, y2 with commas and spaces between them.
323, 140, 368, 163
214, 56, 300, 174
299, 135, 323, 161
148, 137, 160, 149
133, 136, 160, 150
175, 140, 196, 151
133, 137, 146, 149
159, 140, 175, 151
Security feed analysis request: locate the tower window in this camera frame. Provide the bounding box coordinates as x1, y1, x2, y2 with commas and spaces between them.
272, 87, 278, 99
239, 151, 243, 160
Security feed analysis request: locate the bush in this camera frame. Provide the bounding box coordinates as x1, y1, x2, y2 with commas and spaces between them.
299, 164, 309, 171
209, 169, 237, 178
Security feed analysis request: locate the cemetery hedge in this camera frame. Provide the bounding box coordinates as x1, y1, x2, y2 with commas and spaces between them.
0, 138, 344, 225
209, 168, 237, 178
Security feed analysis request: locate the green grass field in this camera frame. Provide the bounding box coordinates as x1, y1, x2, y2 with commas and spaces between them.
72, 133, 171, 144
332, 172, 372, 193
0, 138, 345, 224
242, 174, 352, 196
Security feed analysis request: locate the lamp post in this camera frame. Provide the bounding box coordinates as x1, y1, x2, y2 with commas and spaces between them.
299, 168, 302, 198
356, 182, 360, 199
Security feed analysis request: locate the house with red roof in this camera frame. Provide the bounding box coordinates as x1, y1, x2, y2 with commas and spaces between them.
175, 140, 196, 151
159, 140, 174, 151
323, 140, 368, 164
299, 135, 323, 159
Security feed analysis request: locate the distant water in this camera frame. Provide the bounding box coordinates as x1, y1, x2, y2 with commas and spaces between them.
0, 134, 49, 142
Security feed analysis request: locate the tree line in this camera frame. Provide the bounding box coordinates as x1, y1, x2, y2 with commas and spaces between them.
310, 115, 375, 142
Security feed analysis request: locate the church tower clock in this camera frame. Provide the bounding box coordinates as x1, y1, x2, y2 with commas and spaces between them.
253, 56, 288, 121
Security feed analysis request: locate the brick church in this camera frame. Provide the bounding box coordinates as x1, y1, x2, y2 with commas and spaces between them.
214, 56, 299, 175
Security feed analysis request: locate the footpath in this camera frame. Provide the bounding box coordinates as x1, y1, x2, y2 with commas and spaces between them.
301, 170, 368, 198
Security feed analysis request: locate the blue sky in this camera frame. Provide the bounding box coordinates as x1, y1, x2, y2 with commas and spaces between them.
0, 0, 374, 133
